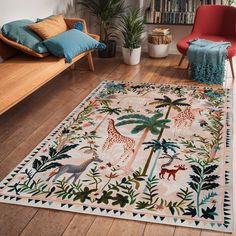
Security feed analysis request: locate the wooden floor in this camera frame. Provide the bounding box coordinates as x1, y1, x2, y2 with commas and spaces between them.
0, 54, 235, 236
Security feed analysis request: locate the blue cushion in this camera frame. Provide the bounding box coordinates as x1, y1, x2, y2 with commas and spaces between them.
73, 22, 84, 31
43, 29, 106, 63
2, 19, 48, 54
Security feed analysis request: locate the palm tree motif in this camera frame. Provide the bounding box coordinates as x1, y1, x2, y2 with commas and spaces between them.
116, 112, 170, 171
150, 96, 190, 140
137, 96, 190, 176
94, 106, 122, 132
143, 139, 180, 178
97, 106, 121, 115
159, 153, 182, 168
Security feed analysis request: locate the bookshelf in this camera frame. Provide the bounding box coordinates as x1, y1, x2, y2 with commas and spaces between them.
144, 0, 224, 25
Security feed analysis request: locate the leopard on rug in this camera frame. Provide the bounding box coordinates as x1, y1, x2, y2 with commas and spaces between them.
0, 81, 233, 232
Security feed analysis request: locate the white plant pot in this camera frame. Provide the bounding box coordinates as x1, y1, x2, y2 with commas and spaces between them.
148, 43, 170, 58
122, 47, 141, 66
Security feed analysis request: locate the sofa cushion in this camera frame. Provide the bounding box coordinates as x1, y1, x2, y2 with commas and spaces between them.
1, 19, 48, 54
0, 34, 49, 58
43, 29, 106, 63
73, 22, 84, 31
29, 15, 68, 40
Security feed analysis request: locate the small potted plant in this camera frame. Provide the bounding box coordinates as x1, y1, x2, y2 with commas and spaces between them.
78, 0, 125, 58
119, 8, 145, 65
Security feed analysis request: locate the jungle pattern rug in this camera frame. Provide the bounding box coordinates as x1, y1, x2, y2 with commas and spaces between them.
0, 81, 233, 232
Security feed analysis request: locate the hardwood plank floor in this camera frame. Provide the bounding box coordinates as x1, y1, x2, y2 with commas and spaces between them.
0, 54, 235, 236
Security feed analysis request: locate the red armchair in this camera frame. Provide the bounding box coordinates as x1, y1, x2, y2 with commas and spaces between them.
177, 5, 236, 79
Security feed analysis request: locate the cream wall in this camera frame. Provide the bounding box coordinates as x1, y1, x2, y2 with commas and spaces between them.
0, 0, 76, 27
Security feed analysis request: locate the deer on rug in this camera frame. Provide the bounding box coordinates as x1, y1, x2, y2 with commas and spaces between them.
159, 164, 187, 181
102, 118, 135, 167
47, 155, 103, 184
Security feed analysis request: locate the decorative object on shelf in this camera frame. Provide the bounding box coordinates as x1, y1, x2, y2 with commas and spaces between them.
0, 81, 233, 233
144, 0, 223, 25
78, 0, 125, 58
119, 8, 145, 65
148, 28, 172, 58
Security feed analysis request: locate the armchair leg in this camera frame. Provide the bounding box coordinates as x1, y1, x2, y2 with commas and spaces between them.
87, 52, 95, 72
178, 55, 185, 66
229, 58, 235, 79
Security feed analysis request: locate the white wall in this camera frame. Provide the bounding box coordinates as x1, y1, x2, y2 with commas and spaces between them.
0, 0, 76, 27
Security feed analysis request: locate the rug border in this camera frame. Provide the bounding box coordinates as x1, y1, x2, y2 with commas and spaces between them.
0, 80, 234, 232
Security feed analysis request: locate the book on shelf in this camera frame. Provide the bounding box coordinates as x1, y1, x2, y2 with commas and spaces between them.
145, 0, 223, 24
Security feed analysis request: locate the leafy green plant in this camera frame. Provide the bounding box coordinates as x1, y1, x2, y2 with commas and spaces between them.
55, 178, 82, 200
119, 8, 145, 53
188, 164, 219, 216
26, 144, 78, 184
201, 205, 218, 220
136, 176, 159, 210
85, 166, 102, 190
78, 0, 125, 43
9, 179, 55, 197
163, 188, 194, 215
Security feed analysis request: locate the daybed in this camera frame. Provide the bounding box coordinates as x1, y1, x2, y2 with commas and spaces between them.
0, 18, 99, 115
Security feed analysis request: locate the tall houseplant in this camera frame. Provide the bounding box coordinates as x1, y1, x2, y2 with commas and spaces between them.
78, 0, 125, 58
119, 8, 145, 65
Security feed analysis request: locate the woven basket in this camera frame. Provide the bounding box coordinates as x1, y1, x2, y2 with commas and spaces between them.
148, 34, 172, 45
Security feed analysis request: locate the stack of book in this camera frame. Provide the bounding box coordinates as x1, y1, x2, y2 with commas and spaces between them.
148, 28, 172, 45
145, 0, 223, 24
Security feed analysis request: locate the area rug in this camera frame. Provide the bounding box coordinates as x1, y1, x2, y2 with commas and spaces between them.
0, 81, 233, 232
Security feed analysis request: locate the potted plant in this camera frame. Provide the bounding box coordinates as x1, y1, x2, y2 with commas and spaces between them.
78, 0, 125, 58
119, 9, 145, 65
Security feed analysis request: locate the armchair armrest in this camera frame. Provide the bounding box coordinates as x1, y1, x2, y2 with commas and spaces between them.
64, 18, 88, 33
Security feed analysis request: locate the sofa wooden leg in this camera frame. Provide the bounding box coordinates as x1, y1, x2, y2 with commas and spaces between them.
229, 58, 235, 79
87, 52, 95, 72
178, 55, 185, 66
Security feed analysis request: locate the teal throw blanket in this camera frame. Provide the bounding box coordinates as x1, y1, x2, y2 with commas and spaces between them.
187, 39, 231, 84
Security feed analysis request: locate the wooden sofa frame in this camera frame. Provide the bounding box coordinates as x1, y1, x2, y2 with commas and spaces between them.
0, 18, 99, 115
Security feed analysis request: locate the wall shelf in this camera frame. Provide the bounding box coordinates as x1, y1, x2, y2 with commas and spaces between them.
143, 0, 224, 25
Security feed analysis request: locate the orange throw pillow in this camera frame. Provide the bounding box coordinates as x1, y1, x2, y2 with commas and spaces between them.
28, 15, 68, 40
0, 34, 48, 58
